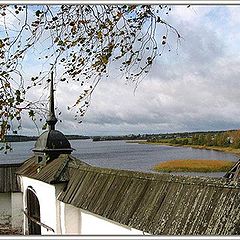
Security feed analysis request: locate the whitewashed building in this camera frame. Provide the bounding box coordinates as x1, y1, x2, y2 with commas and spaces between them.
16, 147, 240, 235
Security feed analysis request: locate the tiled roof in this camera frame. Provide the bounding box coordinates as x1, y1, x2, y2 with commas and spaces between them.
16, 154, 88, 184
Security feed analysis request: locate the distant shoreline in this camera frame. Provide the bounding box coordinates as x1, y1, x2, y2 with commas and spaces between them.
126, 140, 240, 156
1, 135, 90, 143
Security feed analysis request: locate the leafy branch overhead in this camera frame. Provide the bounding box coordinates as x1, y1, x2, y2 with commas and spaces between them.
0, 4, 181, 139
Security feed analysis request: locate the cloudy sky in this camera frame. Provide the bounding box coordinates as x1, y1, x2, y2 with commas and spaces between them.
15, 5, 240, 136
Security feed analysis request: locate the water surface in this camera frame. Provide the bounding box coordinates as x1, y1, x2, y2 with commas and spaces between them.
0, 139, 238, 177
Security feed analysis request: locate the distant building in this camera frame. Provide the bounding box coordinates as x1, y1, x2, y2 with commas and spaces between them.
0, 163, 23, 234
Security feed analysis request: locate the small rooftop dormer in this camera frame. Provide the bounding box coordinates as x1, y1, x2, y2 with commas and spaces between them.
224, 159, 240, 183
33, 72, 73, 164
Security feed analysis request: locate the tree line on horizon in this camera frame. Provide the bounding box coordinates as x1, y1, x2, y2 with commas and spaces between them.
167, 130, 240, 149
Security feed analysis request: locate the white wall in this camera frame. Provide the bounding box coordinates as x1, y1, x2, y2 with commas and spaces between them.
0, 193, 11, 225
55, 184, 66, 234
11, 192, 23, 231
80, 209, 144, 235
20, 176, 58, 235
64, 203, 81, 234
61, 204, 144, 235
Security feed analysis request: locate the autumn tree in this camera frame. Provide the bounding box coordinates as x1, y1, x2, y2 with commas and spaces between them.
191, 134, 198, 145
205, 134, 212, 146
228, 130, 240, 148
0, 4, 181, 141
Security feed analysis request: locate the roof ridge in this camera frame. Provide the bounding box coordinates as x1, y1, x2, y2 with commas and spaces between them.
51, 157, 71, 183
73, 164, 240, 189
0, 163, 23, 168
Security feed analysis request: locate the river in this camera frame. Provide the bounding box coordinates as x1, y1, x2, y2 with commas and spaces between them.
0, 139, 238, 177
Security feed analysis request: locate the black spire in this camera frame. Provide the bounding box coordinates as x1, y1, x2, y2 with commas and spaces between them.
33, 71, 73, 158
46, 72, 58, 130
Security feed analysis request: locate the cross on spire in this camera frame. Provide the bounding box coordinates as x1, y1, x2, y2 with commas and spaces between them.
46, 72, 58, 130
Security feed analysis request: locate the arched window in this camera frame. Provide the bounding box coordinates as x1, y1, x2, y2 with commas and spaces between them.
26, 187, 41, 235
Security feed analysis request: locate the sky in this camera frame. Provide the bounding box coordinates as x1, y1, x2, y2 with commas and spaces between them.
5, 5, 240, 136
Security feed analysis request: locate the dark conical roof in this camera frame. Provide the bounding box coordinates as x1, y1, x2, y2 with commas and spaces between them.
33, 72, 73, 155
33, 130, 72, 153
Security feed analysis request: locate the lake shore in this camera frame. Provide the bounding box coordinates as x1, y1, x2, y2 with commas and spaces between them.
126, 140, 240, 156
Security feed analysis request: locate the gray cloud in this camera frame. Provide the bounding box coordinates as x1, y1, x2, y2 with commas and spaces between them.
16, 6, 240, 136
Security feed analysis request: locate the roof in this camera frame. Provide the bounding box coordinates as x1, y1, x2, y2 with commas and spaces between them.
58, 164, 240, 235
0, 163, 22, 193
224, 159, 240, 180
33, 130, 73, 154
16, 154, 89, 184
17, 155, 240, 235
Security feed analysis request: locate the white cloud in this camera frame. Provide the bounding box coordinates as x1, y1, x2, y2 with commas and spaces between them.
7, 5, 240, 136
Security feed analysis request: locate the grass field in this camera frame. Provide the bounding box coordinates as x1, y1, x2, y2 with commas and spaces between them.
153, 159, 235, 173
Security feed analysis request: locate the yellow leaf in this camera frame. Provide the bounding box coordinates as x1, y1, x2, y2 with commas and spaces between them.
97, 31, 102, 40
0, 40, 4, 48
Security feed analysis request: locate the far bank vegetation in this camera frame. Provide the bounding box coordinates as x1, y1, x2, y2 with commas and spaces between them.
147, 130, 240, 150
